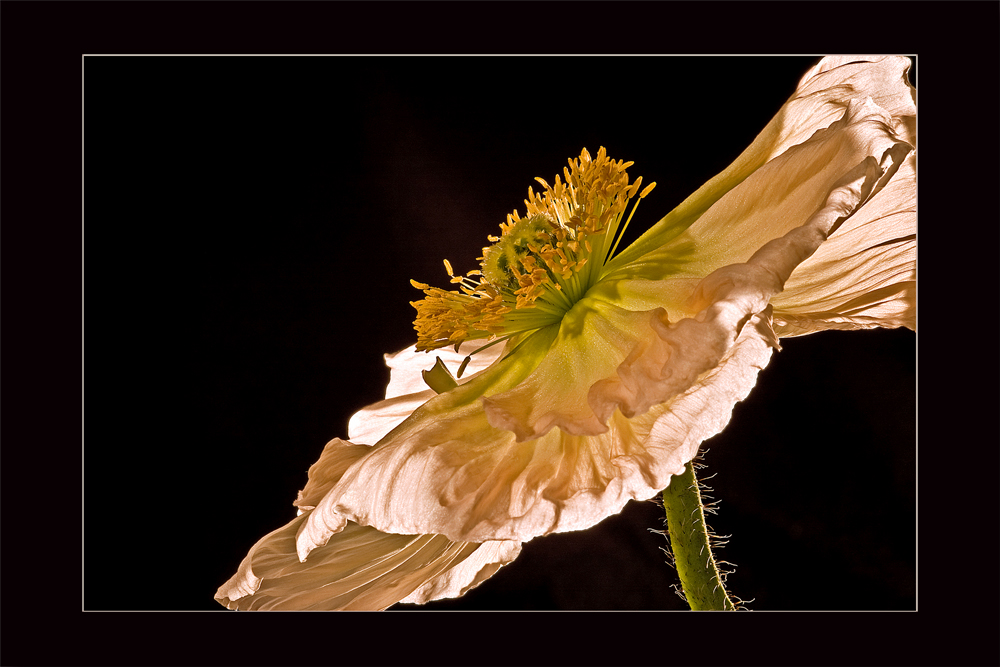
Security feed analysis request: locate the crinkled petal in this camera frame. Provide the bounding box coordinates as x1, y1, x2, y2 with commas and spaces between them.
683, 98, 907, 271
215, 514, 520, 610
348, 390, 436, 446
293, 438, 373, 512
771, 150, 915, 335
300, 307, 777, 544
482, 297, 664, 440
797, 56, 916, 147
614, 97, 911, 284
613, 55, 914, 266
216, 436, 519, 610
399, 538, 522, 605
299, 328, 558, 550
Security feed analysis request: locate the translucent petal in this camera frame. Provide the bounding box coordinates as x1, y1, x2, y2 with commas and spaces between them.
614, 97, 912, 283
299, 328, 557, 549
216, 436, 520, 610
482, 296, 661, 440
214, 514, 520, 610
399, 538, 522, 605
298, 306, 777, 544
348, 340, 504, 444
771, 151, 915, 335
613, 56, 914, 267
382, 339, 502, 400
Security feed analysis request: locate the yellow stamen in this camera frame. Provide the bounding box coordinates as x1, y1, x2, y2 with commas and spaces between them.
409, 147, 655, 353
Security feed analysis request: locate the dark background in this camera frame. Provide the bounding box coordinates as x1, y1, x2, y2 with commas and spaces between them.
82, 55, 915, 612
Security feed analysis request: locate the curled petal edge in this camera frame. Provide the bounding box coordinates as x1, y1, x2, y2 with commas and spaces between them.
216, 439, 521, 610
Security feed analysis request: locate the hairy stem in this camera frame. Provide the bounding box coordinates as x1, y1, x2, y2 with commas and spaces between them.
662, 461, 736, 611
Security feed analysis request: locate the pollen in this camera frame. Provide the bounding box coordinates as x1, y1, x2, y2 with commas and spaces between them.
410, 147, 655, 353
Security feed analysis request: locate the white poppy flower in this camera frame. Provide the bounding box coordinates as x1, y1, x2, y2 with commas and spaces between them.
216, 55, 915, 610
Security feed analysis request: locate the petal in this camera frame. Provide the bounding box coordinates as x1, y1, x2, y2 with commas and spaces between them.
586, 146, 887, 444
615, 97, 911, 284
215, 514, 520, 610
293, 437, 372, 512
798, 56, 916, 146
348, 340, 504, 444
613, 56, 914, 266
300, 307, 777, 544
381, 340, 502, 400
348, 390, 435, 446
217, 435, 520, 610
399, 538, 522, 605
300, 327, 558, 548
482, 295, 664, 440
770, 150, 915, 335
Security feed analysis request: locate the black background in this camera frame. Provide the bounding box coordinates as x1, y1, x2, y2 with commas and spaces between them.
83, 54, 915, 612
3, 2, 998, 667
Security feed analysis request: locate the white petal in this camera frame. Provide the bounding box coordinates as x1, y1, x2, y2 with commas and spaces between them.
303, 308, 777, 544
217, 435, 520, 610
771, 151, 915, 335
797, 56, 916, 146
613, 56, 914, 268
482, 298, 663, 440
215, 513, 519, 611
348, 390, 436, 445
670, 98, 910, 278
381, 340, 501, 400
399, 538, 522, 605
348, 340, 505, 444
293, 438, 372, 512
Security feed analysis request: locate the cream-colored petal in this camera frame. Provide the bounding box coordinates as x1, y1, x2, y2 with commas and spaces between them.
218, 433, 520, 610
771, 150, 915, 335
399, 538, 522, 605
588, 147, 888, 435
215, 513, 519, 611
298, 306, 778, 544
482, 296, 662, 441
348, 340, 504, 444
620, 98, 910, 284
797, 56, 916, 147
293, 437, 372, 512
613, 56, 914, 267
299, 327, 557, 553
381, 340, 502, 400
348, 390, 437, 446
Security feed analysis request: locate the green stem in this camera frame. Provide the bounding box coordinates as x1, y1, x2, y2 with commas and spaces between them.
662, 461, 736, 611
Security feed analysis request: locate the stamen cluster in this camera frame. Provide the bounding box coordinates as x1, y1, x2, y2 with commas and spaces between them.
411, 147, 655, 352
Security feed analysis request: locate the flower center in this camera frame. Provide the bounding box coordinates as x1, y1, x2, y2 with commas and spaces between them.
410, 147, 655, 362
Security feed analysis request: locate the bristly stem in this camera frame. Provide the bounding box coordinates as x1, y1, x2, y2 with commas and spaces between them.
662, 461, 737, 611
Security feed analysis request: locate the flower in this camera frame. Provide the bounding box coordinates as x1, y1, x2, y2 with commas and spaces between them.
216, 56, 915, 610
